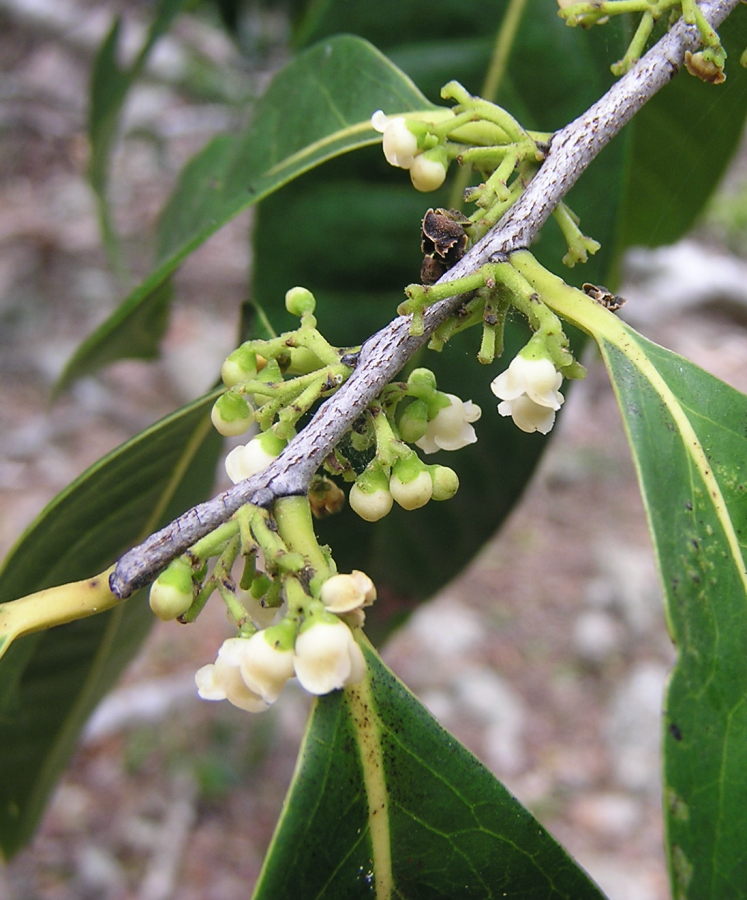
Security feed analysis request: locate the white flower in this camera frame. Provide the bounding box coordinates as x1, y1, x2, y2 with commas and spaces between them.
195, 638, 269, 713
321, 571, 377, 614
490, 356, 563, 410
293, 619, 366, 695
497, 395, 558, 434
371, 110, 418, 169
238, 630, 295, 703
490, 356, 564, 434
416, 394, 482, 454
225, 437, 277, 484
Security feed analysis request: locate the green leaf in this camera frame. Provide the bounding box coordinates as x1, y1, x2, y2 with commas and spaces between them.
59, 35, 434, 391
253, 642, 607, 900
0, 391, 222, 858
600, 337, 747, 898
87, 0, 194, 277
252, 2, 626, 633
514, 252, 747, 900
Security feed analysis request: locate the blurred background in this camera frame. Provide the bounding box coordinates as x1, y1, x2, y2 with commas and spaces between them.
3, 1, 747, 898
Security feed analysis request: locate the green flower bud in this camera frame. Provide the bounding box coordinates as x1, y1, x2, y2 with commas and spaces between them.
285, 286, 317, 317
398, 399, 429, 444
211, 392, 254, 437
221, 346, 258, 387
407, 367, 437, 393
149, 558, 193, 621
429, 465, 459, 501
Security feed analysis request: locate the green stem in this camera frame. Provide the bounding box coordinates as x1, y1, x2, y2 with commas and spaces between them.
368, 406, 402, 468
448, 0, 528, 210
190, 520, 239, 559
273, 496, 330, 578
611, 9, 654, 74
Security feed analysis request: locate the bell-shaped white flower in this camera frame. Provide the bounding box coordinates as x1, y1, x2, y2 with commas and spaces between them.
321, 571, 377, 614
416, 394, 482, 454
225, 435, 279, 484
195, 638, 269, 713
490, 356, 563, 410
497, 395, 558, 435
371, 110, 418, 169
293, 618, 366, 695
238, 629, 295, 704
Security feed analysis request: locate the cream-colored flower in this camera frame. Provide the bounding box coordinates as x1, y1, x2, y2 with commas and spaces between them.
497, 395, 558, 434
195, 638, 269, 713
371, 110, 418, 169
293, 619, 366, 695
321, 571, 377, 614
238, 630, 295, 703
225, 437, 277, 484
491, 356, 564, 434
416, 394, 481, 454
490, 356, 563, 410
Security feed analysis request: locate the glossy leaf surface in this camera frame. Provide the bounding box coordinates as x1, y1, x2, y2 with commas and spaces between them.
253, 1, 747, 631
59, 35, 434, 389
602, 336, 747, 899
0, 392, 222, 857
514, 253, 747, 900
253, 643, 607, 900
253, 0, 625, 631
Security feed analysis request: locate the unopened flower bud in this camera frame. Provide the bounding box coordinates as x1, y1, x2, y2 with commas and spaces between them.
398, 398, 429, 444
429, 465, 459, 501
211, 392, 254, 437
410, 148, 448, 192
350, 464, 393, 522
221, 346, 258, 387
225, 432, 286, 484
285, 286, 316, 317
407, 367, 437, 394
390, 455, 432, 510
149, 557, 193, 621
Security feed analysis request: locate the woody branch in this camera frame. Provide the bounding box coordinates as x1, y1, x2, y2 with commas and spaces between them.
110, 0, 740, 599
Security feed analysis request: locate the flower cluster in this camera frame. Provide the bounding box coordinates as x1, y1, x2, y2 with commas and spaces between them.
490, 356, 564, 434
347, 390, 479, 523
371, 111, 448, 192
195, 571, 375, 712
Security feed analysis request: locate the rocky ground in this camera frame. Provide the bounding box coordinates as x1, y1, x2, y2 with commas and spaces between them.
3, 2, 747, 899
